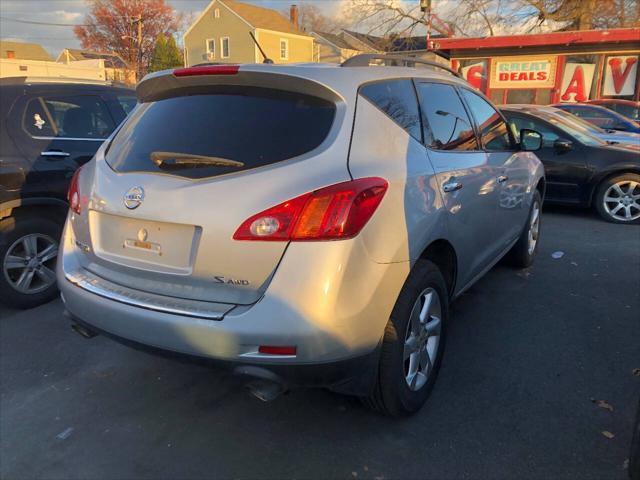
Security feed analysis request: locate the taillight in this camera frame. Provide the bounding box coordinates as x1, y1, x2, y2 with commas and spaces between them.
233, 177, 388, 241
67, 167, 82, 214
173, 65, 239, 77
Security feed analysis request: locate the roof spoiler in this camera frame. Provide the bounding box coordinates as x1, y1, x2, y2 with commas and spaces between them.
136, 66, 343, 104
341, 54, 461, 78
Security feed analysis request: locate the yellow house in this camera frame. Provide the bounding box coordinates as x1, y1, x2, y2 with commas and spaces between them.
183, 0, 314, 66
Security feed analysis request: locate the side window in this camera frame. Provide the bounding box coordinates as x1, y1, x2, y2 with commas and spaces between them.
206, 38, 216, 58
415, 82, 478, 151
117, 95, 137, 116
23, 97, 56, 137
221, 37, 230, 58
359, 79, 421, 141
460, 88, 514, 151
509, 116, 559, 148
42, 95, 116, 139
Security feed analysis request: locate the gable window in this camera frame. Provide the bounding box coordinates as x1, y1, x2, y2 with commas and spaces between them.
214, 8, 220, 18
221, 37, 230, 58
206, 39, 215, 59
280, 39, 289, 60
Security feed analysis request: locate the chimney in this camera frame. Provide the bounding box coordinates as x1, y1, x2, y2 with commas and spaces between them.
290, 4, 299, 29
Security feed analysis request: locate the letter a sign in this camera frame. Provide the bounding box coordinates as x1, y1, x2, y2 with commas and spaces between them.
561, 63, 596, 102
602, 56, 638, 96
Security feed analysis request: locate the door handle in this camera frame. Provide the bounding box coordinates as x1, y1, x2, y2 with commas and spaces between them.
442, 181, 463, 193
497, 175, 509, 184
41, 151, 70, 158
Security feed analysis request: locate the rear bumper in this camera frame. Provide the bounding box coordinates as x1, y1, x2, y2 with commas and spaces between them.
58, 219, 410, 390
65, 310, 380, 395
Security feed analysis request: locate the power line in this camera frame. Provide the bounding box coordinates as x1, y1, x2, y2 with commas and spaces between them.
0, 15, 89, 26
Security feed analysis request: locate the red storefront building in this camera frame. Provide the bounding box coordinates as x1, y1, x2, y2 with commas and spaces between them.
436, 28, 639, 105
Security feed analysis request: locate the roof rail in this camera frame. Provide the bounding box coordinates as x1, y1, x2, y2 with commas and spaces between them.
341, 54, 460, 78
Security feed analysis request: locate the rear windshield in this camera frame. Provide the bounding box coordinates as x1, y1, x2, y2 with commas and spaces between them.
105, 87, 336, 179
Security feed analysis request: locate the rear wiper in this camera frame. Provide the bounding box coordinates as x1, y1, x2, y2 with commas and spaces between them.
150, 151, 244, 169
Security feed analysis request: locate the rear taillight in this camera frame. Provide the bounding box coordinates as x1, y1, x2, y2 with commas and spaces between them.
67, 167, 82, 214
173, 65, 239, 77
233, 177, 388, 242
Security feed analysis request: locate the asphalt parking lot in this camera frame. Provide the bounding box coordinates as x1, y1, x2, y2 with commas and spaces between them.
1, 206, 639, 480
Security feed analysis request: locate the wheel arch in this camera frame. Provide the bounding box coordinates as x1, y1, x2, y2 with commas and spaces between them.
588, 169, 640, 206
418, 239, 457, 298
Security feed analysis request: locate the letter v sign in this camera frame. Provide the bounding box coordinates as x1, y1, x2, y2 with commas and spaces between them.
608, 57, 638, 94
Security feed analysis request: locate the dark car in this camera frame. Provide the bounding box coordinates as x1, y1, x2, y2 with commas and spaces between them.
501, 105, 640, 224
587, 99, 640, 123
552, 103, 640, 133
0, 78, 135, 308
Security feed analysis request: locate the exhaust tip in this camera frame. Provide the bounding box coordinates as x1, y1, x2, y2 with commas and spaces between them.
71, 323, 98, 339
245, 379, 286, 402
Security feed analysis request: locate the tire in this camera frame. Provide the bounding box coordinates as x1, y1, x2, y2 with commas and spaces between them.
595, 173, 640, 224
363, 259, 448, 416
506, 190, 542, 269
0, 213, 63, 309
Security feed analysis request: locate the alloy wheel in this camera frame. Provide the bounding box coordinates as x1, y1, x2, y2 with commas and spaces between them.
403, 288, 442, 392
603, 180, 640, 222
527, 200, 541, 256
3, 233, 58, 294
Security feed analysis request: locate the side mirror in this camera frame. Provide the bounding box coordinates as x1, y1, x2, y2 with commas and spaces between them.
553, 138, 573, 153
520, 129, 542, 151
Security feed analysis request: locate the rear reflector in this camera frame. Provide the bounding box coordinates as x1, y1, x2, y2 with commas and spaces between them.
173, 65, 239, 77
233, 177, 388, 241
258, 346, 297, 356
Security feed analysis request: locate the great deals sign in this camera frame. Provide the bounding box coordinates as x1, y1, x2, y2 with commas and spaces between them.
490, 56, 557, 89
602, 55, 638, 96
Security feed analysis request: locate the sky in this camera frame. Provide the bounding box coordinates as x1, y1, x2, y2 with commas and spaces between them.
0, 0, 345, 58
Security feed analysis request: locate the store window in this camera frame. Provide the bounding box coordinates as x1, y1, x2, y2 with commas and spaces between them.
456, 59, 488, 92
560, 54, 600, 103
602, 54, 639, 100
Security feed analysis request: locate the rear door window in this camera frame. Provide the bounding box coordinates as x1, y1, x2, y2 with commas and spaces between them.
106, 87, 336, 179
23, 95, 116, 139
460, 88, 514, 151
359, 79, 422, 141
415, 82, 479, 151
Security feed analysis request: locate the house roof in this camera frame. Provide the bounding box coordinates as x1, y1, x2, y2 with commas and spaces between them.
313, 31, 358, 50
221, 0, 310, 37
59, 49, 129, 69
341, 30, 381, 50
0, 40, 52, 61
340, 30, 445, 52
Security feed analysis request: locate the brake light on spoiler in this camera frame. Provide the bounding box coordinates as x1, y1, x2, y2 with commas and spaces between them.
233, 178, 388, 242
173, 65, 240, 77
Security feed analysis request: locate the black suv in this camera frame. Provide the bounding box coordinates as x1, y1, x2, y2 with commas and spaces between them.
0, 79, 135, 308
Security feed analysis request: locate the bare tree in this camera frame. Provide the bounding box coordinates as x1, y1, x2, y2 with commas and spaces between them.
340, 0, 639, 41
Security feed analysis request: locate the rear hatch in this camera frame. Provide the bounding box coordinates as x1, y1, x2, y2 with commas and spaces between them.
74, 67, 350, 306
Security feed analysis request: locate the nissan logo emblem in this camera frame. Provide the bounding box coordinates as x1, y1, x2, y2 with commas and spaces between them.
124, 186, 144, 209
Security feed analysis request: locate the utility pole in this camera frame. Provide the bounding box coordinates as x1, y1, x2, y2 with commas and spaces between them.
133, 15, 143, 80
420, 0, 433, 50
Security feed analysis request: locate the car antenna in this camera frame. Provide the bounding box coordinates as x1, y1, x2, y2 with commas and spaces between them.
249, 31, 274, 64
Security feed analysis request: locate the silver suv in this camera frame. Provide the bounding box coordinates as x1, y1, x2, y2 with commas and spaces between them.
58, 56, 545, 415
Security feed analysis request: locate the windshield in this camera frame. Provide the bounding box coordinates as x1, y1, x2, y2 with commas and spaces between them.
553, 109, 606, 133
106, 87, 336, 179
545, 112, 607, 146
